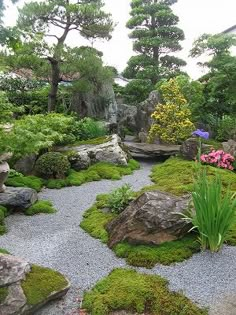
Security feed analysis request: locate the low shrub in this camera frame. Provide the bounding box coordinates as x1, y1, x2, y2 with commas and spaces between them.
76, 117, 107, 140
82, 269, 207, 315
35, 152, 70, 179
22, 265, 69, 306
108, 184, 135, 213
25, 200, 56, 216
8, 169, 24, 178
201, 150, 235, 171
183, 171, 236, 252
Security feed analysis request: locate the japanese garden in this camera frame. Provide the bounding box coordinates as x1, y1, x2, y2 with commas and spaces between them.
0, 0, 236, 314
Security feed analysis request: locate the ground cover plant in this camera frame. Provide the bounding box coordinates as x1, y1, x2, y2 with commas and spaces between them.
82, 269, 207, 315
25, 200, 56, 216
0, 206, 8, 235
6, 160, 140, 190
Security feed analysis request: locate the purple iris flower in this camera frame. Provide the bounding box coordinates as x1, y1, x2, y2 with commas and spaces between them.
192, 129, 209, 140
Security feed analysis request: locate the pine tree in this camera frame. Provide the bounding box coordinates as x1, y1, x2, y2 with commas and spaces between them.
123, 0, 186, 84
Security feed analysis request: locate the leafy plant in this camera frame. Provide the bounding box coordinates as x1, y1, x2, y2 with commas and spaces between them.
183, 170, 236, 252
216, 115, 236, 141
149, 78, 194, 144
35, 152, 70, 179
75, 118, 107, 140
108, 184, 135, 213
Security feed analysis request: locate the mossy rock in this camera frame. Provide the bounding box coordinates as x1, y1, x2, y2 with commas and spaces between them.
83, 268, 207, 315
22, 265, 70, 307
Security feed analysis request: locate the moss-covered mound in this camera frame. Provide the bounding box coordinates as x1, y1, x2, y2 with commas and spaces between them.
146, 157, 236, 196
80, 194, 201, 268
6, 160, 140, 190
22, 265, 69, 306
25, 200, 56, 216
83, 269, 207, 315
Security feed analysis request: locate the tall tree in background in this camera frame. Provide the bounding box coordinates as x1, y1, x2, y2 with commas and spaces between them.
190, 33, 236, 119
123, 0, 186, 85
13, 0, 114, 112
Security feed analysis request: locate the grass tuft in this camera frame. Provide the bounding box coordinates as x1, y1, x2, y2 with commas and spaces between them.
25, 200, 56, 216
82, 268, 207, 315
22, 265, 69, 306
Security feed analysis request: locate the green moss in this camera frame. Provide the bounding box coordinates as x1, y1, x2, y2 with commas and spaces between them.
83, 269, 207, 315
6, 175, 44, 192
73, 136, 112, 146
6, 160, 140, 191
114, 235, 200, 268
80, 199, 200, 267
0, 287, 8, 304
146, 157, 236, 196
22, 265, 69, 306
80, 202, 117, 243
0, 206, 8, 235
0, 206, 8, 217
0, 248, 10, 254
25, 200, 56, 216
0, 224, 7, 235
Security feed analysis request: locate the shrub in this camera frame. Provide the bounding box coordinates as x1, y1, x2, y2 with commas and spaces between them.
82, 269, 207, 315
108, 184, 135, 213
35, 152, 70, 179
76, 118, 107, 140
201, 150, 235, 171
216, 115, 236, 141
149, 78, 194, 144
183, 171, 236, 252
25, 200, 56, 216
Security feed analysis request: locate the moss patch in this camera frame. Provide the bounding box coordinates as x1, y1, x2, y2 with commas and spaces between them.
25, 200, 56, 216
145, 157, 236, 196
114, 235, 200, 268
6, 176, 44, 192
80, 193, 117, 243
0, 206, 8, 236
82, 269, 207, 315
72, 136, 112, 146
0, 248, 10, 254
7, 160, 140, 191
80, 195, 201, 267
0, 287, 8, 304
22, 265, 69, 306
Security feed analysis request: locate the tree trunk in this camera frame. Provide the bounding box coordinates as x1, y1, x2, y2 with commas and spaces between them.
48, 59, 60, 112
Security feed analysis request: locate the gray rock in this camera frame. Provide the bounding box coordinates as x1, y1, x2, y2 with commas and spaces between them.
209, 294, 236, 315
117, 104, 137, 133
0, 254, 31, 286
14, 154, 37, 176
0, 283, 27, 315
180, 138, 211, 160
222, 140, 236, 157
0, 187, 38, 211
56, 134, 129, 170
107, 190, 191, 247
125, 142, 180, 158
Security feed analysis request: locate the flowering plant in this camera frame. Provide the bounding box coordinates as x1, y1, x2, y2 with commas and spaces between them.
192, 129, 209, 140
200, 150, 235, 171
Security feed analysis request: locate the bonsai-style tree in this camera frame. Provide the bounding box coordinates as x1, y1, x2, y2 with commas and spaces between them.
9, 0, 114, 112
123, 0, 186, 84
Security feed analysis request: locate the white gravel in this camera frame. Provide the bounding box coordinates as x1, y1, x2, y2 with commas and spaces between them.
0, 161, 236, 315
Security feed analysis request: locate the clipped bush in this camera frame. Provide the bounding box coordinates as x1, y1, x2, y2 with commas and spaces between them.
35, 152, 70, 179
149, 78, 194, 144
108, 184, 135, 213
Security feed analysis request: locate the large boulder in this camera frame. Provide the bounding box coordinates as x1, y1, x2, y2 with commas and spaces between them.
117, 91, 161, 134
222, 139, 236, 157
0, 187, 38, 211
14, 154, 37, 176
180, 138, 211, 160
125, 142, 180, 159
55, 134, 129, 171
0, 254, 70, 315
107, 190, 191, 248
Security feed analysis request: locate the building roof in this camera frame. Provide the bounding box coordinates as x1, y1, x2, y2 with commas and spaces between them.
223, 25, 236, 34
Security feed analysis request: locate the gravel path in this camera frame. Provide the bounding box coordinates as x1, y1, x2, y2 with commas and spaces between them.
0, 161, 236, 315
